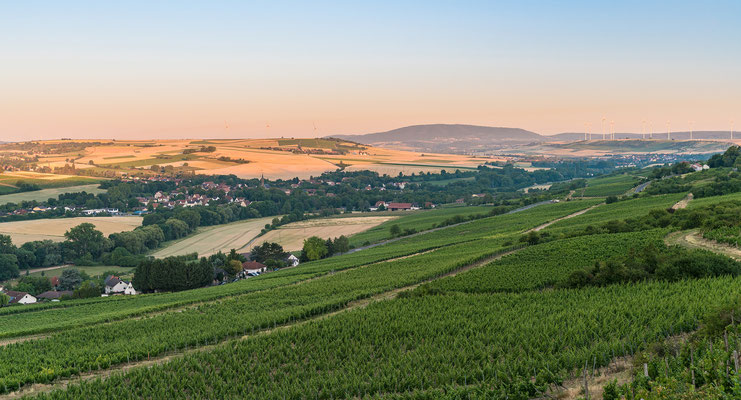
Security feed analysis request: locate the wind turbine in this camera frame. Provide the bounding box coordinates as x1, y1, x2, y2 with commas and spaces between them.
649, 122, 653, 139
610, 121, 615, 140
667, 121, 671, 141
642, 120, 646, 140
689, 121, 694, 141
602, 117, 607, 140
584, 123, 588, 141
732, 120, 735, 140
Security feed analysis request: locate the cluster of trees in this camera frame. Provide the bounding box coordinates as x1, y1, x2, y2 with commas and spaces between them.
300, 235, 350, 261
250, 242, 288, 268
563, 244, 741, 288
132, 254, 214, 293
707, 146, 741, 168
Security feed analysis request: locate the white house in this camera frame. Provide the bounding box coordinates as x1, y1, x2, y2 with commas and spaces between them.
287, 254, 300, 267
6, 290, 37, 305
104, 276, 137, 295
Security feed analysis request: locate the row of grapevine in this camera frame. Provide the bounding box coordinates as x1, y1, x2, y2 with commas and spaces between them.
426, 229, 667, 293
24, 277, 741, 399
0, 236, 517, 393
1, 199, 600, 339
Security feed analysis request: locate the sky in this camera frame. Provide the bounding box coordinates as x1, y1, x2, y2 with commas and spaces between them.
1, 1, 740, 141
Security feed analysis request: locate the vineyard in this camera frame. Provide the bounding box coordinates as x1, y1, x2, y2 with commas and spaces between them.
425, 229, 667, 293
5, 172, 741, 400
581, 174, 641, 197
23, 278, 741, 399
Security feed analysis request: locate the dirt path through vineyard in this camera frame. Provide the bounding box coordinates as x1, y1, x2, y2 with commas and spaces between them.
665, 229, 741, 261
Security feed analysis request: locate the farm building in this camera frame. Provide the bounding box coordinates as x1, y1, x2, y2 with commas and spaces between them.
104, 276, 137, 295
242, 261, 268, 274
287, 254, 300, 267
37, 291, 73, 301
387, 202, 413, 211
5, 290, 37, 305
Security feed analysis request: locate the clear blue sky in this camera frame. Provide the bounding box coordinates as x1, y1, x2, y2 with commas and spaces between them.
1, 1, 740, 140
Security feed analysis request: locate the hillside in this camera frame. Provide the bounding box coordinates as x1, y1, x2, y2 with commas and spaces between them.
331, 124, 740, 156
330, 124, 542, 153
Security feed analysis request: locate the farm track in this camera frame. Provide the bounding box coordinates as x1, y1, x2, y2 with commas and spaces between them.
665, 230, 741, 261
527, 204, 602, 233
671, 193, 693, 210
0, 246, 525, 399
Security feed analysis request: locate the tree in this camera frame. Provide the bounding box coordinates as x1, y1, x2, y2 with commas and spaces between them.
0, 293, 9, 307
389, 224, 401, 237
302, 236, 328, 261
333, 235, 350, 254
16, 276, 51, 295
165, 218, 189, 239
73, 281, 101, 299
64, 223, 107, 259
0, 254, 19, 281
58, 269, 83, 291
250, 242, 287, 264
226, 259, 243, 276
0, 234, 15, 254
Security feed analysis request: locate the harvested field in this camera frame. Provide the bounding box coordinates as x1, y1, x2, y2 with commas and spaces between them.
152, 217, 275, 258
242, 216, 396, 252
0, 216, 142, 245
16, 139, 487, 180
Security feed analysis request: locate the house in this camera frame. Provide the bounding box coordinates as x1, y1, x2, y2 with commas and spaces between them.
387, 202, 413, 211
690, 163, 704, 172
5, 290, 37, 305
287, 254, 300, 267
104, 276, 137, 295
37, 290, 73, 301
242, 261, 268, 274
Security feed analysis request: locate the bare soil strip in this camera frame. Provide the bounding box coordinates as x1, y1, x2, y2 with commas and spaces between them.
671, 193, 694, 210
0, 248, 521, 399
665, 230, 741, 261
527, 204, 602, 233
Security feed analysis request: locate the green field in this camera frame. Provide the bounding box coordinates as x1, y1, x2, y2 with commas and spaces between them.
0, 184, 105, 205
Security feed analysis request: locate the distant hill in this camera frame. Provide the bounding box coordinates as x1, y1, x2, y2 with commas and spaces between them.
330, 124, 738, 154
329, 124, 543, 153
